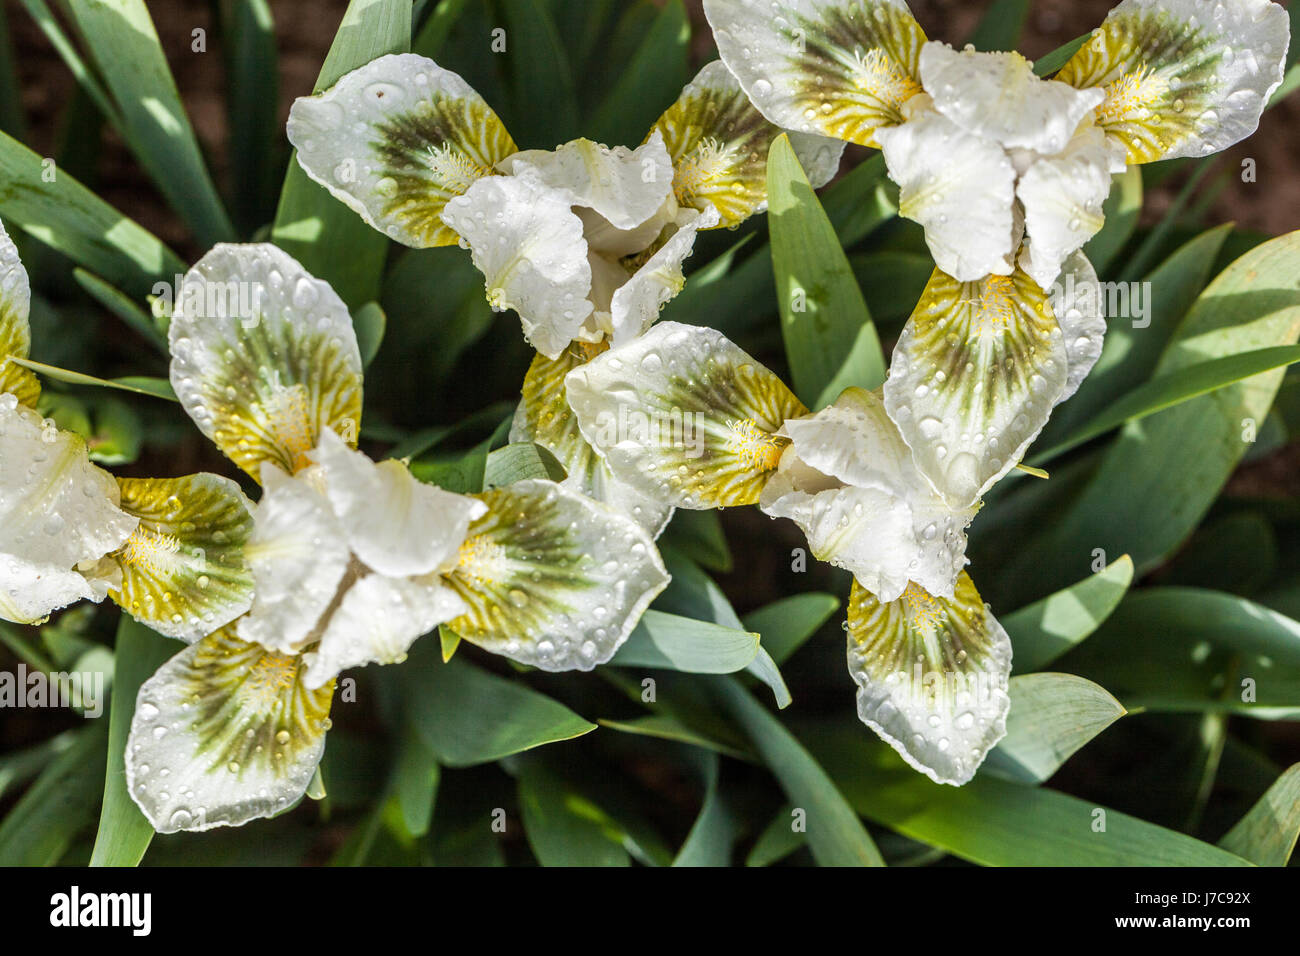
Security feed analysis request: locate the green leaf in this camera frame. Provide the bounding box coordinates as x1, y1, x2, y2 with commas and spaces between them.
391, 724, 440, 839
353, 301, 386, 368
673, 752, 738, 866
0, 723, 107, 865
744, 646, 793, 711
650, 548, 793, 706
1003, 555, 1134, 673
610, 610, 760, 674
742, 593, 841, 666
659, 509, 732, 573
10, 357, 177, 401
597, 715, 753, 762
89, 618, 177, 867
1035, 353, 1300, 468
710, 678, 884, 866
805, 724, 1251, 866
516, 759, 630, 867
850, 251, 932, 328
271, 0, 411, 308
220, 0, 281, 234
1010, 233, 1300, 599
399, 641, 595, 767
64, 0, 234, 246
482, 441, 567, 488
746, 805, 807, 867
1218, 764, 1300, 866
72, 268, 168, 354
821, 153, 891, 246
497, 0, 579, 146
1122, 159, 1219, 282
0, 731, 78, 802
984, 674, 1127, 784
0, 129, 185, 295
1057, 588, 1300, 718
1082, 166, 1142, 273
586, 0, 690, 147
768, 135, 884, 407
967, 0, 1030, 52
0, 3, 25, 138
1032, 33, 1092, 77
412, 0, 468, 58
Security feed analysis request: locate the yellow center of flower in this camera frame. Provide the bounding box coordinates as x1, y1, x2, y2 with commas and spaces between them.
1098, 66, 1170, 126
901, 582, 945, 634
726, 418, 785, 472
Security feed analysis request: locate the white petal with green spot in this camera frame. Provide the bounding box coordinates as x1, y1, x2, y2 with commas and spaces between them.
287, 53, 518, 247
169, 243, 364, 480
884, 268, 1068, 508
110, 474, 255, 642
126, 628, 335, 833
847, 573, 1011, 786
446, 480, 669, 671
1055, 0, 1289, 163
567, 322, 808, 510
703, 0, 929, 147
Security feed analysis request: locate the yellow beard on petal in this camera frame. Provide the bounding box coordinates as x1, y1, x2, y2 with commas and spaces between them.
901, 582, 944, 636
725, 418, 786, 472
120, 525, 184, 576
972, 274, 1017, 336
673, 136, 739, 206
242, 649, 299, 700
1098, 66, 1170, 127
265, 378, 317, 474
850, 47, 922, 110
455, 533, 509, 586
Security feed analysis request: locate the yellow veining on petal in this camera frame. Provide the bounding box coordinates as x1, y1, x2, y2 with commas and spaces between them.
725, 418, 786, 472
